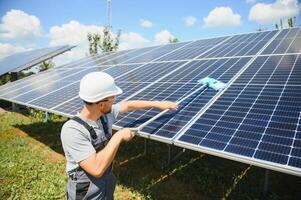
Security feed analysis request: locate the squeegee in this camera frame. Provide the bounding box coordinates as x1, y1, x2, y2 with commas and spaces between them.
130, 77, 226, 136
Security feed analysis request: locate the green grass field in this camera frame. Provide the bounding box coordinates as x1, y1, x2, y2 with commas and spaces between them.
0, 110, 301, 199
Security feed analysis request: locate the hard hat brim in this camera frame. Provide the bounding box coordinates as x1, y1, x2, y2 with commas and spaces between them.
79, 86, 123, 103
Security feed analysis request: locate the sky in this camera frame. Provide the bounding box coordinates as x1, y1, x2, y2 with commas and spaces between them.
0, 0, 300, 65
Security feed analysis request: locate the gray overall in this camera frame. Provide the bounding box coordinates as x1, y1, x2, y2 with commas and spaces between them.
66, 116, 116, 200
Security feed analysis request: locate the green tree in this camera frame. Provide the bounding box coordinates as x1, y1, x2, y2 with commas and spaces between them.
87, 28, 121, 55
39, 60, 55, 72
288, 18, 294, 28
169, 37, 179, 43
0, 74, 11, 85
87, 32, 100, 55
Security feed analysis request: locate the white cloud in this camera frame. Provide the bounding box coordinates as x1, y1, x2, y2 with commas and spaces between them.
49, 20, 105, 65
49, 20, 151, 65
203, 7, 242, 27
140, 19, 153, 28
0, 9, 42, 41
0, 43, 29, 59
246, 0, 257, 4
184, 16, 197, 27
119, 32, 150, 50
154, 30, 175, 44
249, 0, 300, 24
49, 20, 104, 46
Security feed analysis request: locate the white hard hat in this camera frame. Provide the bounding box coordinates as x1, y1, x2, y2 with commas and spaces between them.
79, 72, 123, 103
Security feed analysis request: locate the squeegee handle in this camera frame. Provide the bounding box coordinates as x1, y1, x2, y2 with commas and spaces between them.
137, 84, 207, 131
176, 84, 207, 105
136, 109, 170, 131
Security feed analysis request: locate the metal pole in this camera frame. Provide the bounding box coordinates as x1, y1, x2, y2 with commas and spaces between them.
143, 138, 148, 156
167, 144, 172, 166
12, 103, 18, 111
263, 169, 270, 195
45, 111, 49, 122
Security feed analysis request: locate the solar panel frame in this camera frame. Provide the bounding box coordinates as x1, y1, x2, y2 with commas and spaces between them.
0, 45, 75, 76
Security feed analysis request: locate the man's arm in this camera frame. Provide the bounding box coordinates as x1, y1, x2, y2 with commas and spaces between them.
79, 128, 132, 178
120, 100, 177, 113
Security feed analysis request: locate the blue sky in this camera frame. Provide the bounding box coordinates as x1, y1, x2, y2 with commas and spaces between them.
0, 0, 300, 64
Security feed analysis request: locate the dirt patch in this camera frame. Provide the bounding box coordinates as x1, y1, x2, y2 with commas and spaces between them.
0, 107, 7, 114
14, 128, 28, 137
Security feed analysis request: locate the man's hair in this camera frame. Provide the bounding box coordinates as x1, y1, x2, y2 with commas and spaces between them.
83, 100, 93, 105
83, 99, 107, 105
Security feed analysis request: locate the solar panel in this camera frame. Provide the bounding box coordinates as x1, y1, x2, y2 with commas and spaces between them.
0, 28, 301, 176
0, 45, 74, 76
174, 54, 301, 175
155, 36, 230, 61
262, 28, 301, 55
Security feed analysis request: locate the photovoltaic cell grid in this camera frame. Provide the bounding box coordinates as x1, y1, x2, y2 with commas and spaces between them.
0, 45, 74, 76
1, 28, 301, 176
9, 64, 144, 113
114, 57, 251, 140
56, 48, 138, 69
200, 30, 278, 58
175, 54, 301, 173
155, 36, 229, 61
0, 68, 76, 99
262, 28, 301, 55
121, 42, 191, 64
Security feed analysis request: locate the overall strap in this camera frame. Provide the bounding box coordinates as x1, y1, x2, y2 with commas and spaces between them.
100, 116, 111, 140
72, 116, 98, 140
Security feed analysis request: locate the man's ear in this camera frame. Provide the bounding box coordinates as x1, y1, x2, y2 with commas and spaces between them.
97, 102, 105, 110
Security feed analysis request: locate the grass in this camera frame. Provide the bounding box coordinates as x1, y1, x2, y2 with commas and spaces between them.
0, 110, 301, 199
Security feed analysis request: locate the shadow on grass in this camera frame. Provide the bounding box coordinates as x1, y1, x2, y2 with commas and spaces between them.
15, 119, 301, 200
15, 120, 65, 155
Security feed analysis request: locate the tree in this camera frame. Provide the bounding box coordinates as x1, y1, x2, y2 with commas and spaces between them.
39, 60, 55, 72
101, 28, 120, 52
87, 32, 100, 55
288, 18, 294, 28
0, 74, 11, 86
169, 37, 179, 43
87, 28, 121, 55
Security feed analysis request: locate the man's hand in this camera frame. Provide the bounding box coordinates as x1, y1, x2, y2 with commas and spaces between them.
156, 101, 178, 111
117, 128, 133, 142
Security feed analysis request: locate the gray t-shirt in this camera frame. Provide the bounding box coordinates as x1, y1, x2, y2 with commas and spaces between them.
61, 103, 121, 172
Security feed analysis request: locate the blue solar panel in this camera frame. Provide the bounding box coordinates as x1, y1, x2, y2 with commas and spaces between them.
175, 54, 301, 174
122, 42, 190, 64
0, 68, 77, 99
154, 36, 229, 61
262, 28, 301, 55
201, 30, 278, 58
0, 45, 74, 76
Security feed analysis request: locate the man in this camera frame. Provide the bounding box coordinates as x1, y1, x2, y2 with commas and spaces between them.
61, 71, 177, 199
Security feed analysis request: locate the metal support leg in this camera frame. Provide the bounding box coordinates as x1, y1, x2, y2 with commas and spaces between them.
45, 112, 49, 122
12, 103, 18, 111
167, 144, 172, 166
263, 169, 270, 195
163, 145, 186, 169
143, 139, 148, 156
